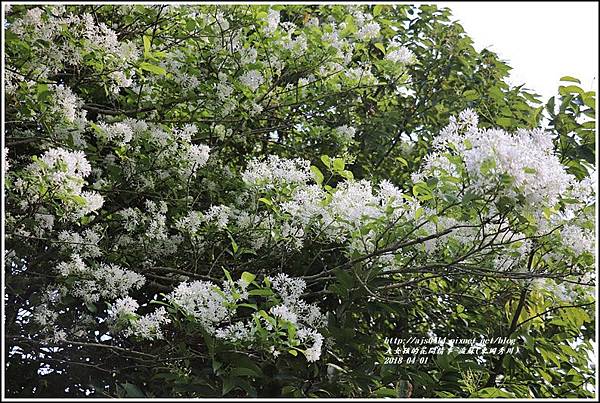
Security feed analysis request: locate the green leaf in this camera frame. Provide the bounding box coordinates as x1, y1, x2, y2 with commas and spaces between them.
258, 310, 276, 326
495, 117, 513, 127
415, 207, 424, 221
222, 377, 238, 395
258, 197, 273, 206
546, 96, 556, 115
559, 85, 583, 95
121, 383, 145, 397
412, 182, 432, 200
241, 271, 256, 285
310, 165, 324, 185
212, 360, 223, 373
488, 86, 504, 102
396, 156, 408, 167
223, 268, 233, 283
480, 158, 496, 175
248, 288, 273, 297
373, 4, 383, 17
560, 76, 581, 84
85, 301, 97, 313
375, 387, 398, 397
471, 387, 515, 398
340, 170, 354, 180
140, 62, 166, 75
462, 191, 478, 204
143, 35, 152, 57
333, 158, 345, 172
462, 89, 478, 101
36, 84, 51, 102
229, 367, 261, 378
320, 155, 331, 168
581, 92, 596, 108
231, 238, 238, 253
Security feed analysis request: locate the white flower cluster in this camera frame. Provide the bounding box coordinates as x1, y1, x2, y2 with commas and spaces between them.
175, 204, 232, 239
110, 296, 171, 340
425, 109, 574, 209
298, 328, 324, 362
263, 8, 280, 35
328, 180, 382, 223
160, 273, 326, 362
108, 71, 134, 95
567, 173, 597, 207
241, 155, 427, 258
344, 65, 377, 84
56, 254, 145, 304
277, 30, 309, 57
33, 304, 59, 327
138, 123, 210, 179
560, 224, 596, 257
321, 23, 355, 65
239, 46, 258, 65
35, 147, 91, 182
33, 213, 55, 236
10, 8, 139, 79
167, 280, 236, 333
322, 180, 422, 249
58, 228, 102, 258
385, 44, 415, 65
95, 119, 144, 146
242, 155, 312, 189
174, 211, 205, 239
334, 125, 357, 143
25, 148, 104, 218
214, 321, 252, 343
117, 200, 183, 258
533, 278, 580, 303
215, 72, 234, 102
187, 144, 211, 174
356, 21, 381, 41
50, 84, 85, 123
204, 205, 232, 229
239, 70, 265, 92
268, 273, 326, 361
281, 185, 327, 226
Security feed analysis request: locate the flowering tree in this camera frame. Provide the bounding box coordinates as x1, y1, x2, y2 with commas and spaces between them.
3, 4, 596, 398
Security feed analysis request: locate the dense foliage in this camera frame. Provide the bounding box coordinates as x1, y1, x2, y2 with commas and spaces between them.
3, 4, 596, 398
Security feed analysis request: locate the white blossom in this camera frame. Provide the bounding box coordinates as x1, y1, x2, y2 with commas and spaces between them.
263, 8, 280, 35
270, 304, 299, 324
561, 224, 596, 257
57, 254, 145, 304
242, 155, 311, 188
269, 273, 306, 304
187, 144, 210, 174
356, 22, 380, 41
385, 45, 415, 64
215, 321, 251, 342
58, 228, 102, 258
426, 110, 574, 209
167, 281, 232, 332
239, 70, 264, 92
204, 205, 231, 229
334, 125, 356, 142
297, 328, 324, 362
